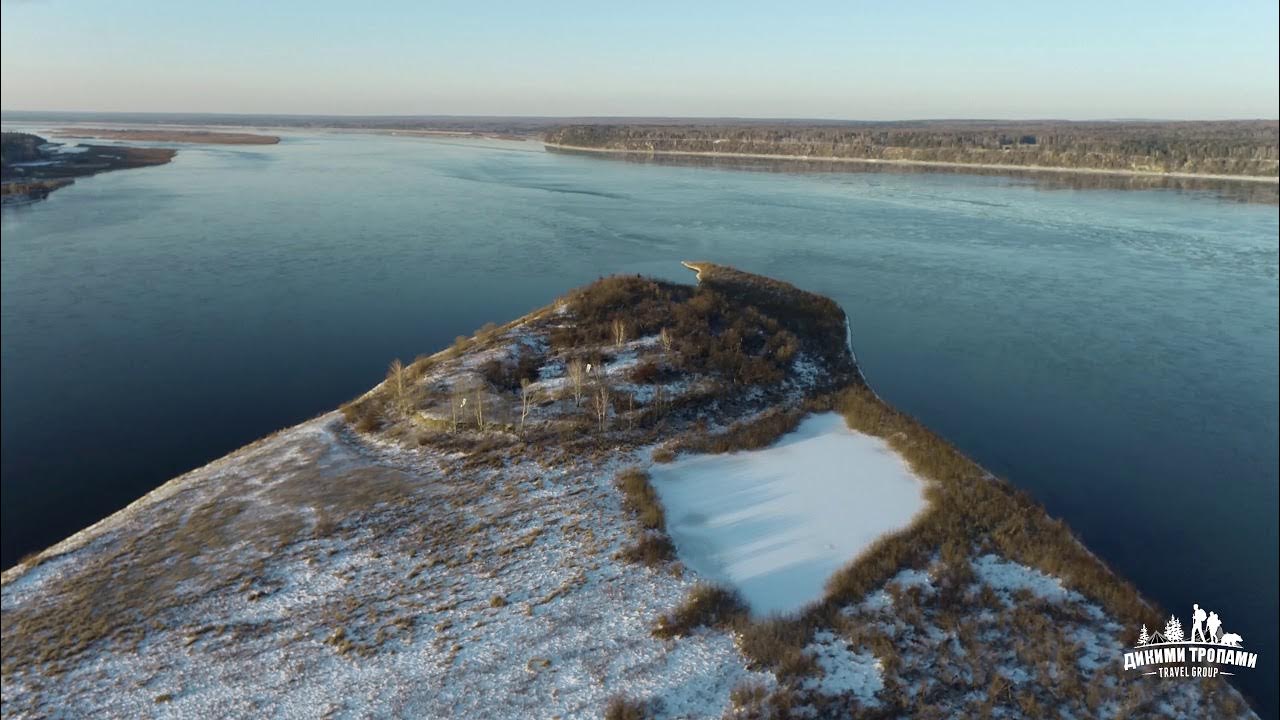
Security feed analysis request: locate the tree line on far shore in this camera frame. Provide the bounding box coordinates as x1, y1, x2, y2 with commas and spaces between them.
545, 120, 1280, 177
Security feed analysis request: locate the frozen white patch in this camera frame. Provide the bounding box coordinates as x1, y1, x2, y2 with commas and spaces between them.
649, 413, 927, 616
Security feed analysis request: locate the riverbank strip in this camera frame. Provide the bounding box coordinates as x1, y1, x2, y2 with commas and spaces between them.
544, 142, 1279, 184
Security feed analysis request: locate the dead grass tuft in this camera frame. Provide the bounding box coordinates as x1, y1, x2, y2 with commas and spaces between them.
604, 694, 652, 720
651, 584, 748, 639
615, 467, 665, 532
617, 534, 676, 568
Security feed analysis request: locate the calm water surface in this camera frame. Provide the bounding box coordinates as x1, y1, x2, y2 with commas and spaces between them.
2, 130, 1276, 713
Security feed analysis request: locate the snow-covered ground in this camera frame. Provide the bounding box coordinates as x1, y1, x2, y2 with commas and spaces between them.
0, 416, 773, 719
649, 413, 927, 615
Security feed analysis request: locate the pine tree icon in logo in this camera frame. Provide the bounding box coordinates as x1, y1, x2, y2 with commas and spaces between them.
1136, 625, 1150, 646
1164, 615, 1184, 643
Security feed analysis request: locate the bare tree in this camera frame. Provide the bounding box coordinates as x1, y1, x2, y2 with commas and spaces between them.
592, 369, 611, 433
472, 381, 485, 430
519, 378, 538, 437
612, 318, 629, 346
659, 327, 673, 353
567, 357, 587, 407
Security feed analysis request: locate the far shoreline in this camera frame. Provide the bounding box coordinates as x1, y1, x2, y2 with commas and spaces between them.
544, 141, 1280, 185
51, 128, 280, 145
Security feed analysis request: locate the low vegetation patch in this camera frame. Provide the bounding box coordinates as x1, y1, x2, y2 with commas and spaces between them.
675, 405, 808, 456
604, 694, 652, 720
612, 467, 679, 568
340, 396, 384, 433
650, 446, 676, 463
615, 468, 665, 531
616, 533, 676, 568
651, 584, 748, 639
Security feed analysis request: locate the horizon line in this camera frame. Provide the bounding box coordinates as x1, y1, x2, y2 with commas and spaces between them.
2, 109, 1278, 124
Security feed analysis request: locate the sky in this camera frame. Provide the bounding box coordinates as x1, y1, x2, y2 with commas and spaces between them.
1, 0, 1277, 120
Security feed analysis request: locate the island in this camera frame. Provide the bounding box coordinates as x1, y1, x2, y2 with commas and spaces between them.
0, 264, 1257, 718
1, 132, 176, 204
51, 127, 281, 145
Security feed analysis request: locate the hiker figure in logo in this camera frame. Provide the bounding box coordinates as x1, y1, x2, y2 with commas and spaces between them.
1207, 611, 1222, 643
1191, 604, 1209, 643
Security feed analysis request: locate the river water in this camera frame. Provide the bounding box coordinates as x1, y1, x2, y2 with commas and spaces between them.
2, 129, 1276, 713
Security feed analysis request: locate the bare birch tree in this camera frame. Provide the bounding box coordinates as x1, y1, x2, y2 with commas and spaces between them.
592, 369, 611, 433
568, 357, 587, 407
659, 327, 673, 353
472, 382, 485, 431
519, 378, 538, 437
612, 318, 629, 347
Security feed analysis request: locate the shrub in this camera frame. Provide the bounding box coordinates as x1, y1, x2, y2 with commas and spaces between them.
604, 695, 651, 720
340, 397, 384, 433
629, 360, 660, 384
480, 352, 545, 393
652, 584, 748, 639
478, 359, 510, 390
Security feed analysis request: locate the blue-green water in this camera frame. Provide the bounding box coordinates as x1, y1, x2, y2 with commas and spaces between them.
2, 131, 1277, 713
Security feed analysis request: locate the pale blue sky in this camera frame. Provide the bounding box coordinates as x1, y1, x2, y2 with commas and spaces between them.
2, 0, 1277, 119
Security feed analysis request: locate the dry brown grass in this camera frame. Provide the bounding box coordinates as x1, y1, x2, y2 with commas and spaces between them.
615, 468, 665, 532
611, 467, 680, 568
726, 680, 769, 718
651, 584, 748, 639
616, 533, 676, 568
650, 447, 676, 463
0, 437, 418, 679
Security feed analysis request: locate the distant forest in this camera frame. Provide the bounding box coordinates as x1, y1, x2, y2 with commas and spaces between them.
545, 121, 1280, 177
5, 112, 1275, 177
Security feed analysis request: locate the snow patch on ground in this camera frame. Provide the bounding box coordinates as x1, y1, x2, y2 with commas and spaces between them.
972, 554, 1081, 604
649, 413, 927, 615
803, 630, 883, 703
